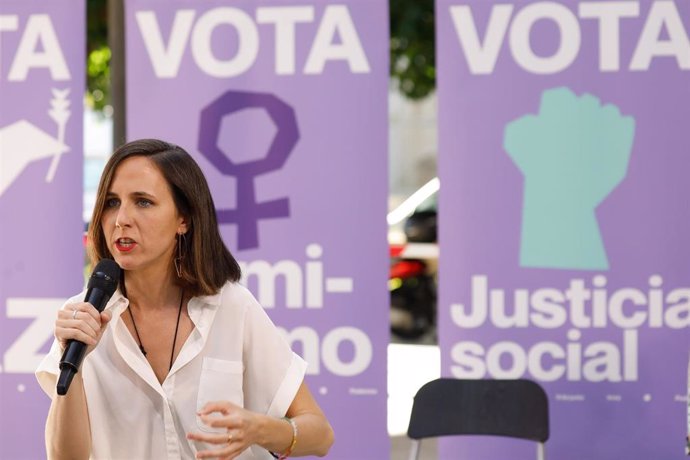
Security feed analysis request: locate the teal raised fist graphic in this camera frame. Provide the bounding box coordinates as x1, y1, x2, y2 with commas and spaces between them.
504, 87, 635, 270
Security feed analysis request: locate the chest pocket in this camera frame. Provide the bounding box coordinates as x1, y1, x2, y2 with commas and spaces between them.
196, 357, 244, 433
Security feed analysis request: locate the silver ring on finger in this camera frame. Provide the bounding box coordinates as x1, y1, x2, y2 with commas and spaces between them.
72, 309, 78, 320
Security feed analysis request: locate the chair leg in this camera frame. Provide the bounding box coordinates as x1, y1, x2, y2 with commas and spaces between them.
537, 442, 545, 460
408, 439, 421, 460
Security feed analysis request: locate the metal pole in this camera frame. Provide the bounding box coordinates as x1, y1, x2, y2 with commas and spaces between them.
108, 0, 126, 147
408, 439, 421, 460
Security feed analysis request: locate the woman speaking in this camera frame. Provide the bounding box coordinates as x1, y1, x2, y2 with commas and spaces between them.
36, 139, 334, 459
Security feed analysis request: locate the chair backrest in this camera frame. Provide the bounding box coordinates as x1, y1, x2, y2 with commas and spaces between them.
407, 378, 549, 442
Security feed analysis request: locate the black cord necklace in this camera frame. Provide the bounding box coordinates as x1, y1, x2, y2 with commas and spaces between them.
128, 288, 185, 371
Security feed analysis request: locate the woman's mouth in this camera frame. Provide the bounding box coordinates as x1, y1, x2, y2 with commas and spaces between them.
114, 238, 137, 253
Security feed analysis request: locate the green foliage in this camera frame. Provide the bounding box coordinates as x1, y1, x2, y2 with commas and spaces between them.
390, 0, 436, 100
86, 0, 110, 112
87, 46, 111, 112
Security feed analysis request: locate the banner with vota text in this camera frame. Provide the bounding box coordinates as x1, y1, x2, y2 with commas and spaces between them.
437, 1, 689, 459
125, 1, 389, 458
0, 0, 85, 458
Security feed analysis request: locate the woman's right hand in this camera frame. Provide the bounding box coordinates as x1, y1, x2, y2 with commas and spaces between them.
55, 302, 112, 354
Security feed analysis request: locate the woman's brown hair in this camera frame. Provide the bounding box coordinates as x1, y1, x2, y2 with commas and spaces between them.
88, 139, 241, 296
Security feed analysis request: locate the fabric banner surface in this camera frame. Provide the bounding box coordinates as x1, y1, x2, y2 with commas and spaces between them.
0, 0, 85, 458
437, 1, 689, 459
125, 1, 389, 458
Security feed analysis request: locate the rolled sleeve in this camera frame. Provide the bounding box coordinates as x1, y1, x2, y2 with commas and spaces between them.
240, 290, 307, 417
267, 352, 308, 417
35, 339, 63, 397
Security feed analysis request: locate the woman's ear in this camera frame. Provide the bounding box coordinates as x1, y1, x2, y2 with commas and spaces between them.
177, 217, 189, 235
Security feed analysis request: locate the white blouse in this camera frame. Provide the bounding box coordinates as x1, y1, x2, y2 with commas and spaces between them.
36, 281, 307, 460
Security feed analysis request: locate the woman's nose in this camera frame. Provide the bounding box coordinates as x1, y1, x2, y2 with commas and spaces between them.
115, 206, 132, 229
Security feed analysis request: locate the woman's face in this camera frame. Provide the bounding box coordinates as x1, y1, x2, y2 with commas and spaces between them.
101, 156, 186, 276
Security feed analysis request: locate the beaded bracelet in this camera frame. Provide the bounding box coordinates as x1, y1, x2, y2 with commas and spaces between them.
269, 417, 298, 459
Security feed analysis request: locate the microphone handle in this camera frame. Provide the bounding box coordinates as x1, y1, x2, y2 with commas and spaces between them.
56, 287, 112, 395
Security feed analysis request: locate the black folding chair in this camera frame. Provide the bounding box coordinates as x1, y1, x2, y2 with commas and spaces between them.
407, 378, 549, 460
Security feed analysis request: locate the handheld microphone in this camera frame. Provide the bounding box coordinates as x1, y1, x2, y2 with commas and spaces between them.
56, 259, 120, 395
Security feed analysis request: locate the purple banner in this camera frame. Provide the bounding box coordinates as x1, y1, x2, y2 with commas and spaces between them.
438, 1, 689, 459
0, 0, 85, 458
125, 1, 389, 458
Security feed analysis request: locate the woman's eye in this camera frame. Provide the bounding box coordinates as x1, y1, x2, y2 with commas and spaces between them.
105, 198, 119, 208
137, 199, 153, 208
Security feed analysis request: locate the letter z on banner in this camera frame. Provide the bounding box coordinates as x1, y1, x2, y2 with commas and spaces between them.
437, 1, 690, 459
0, 0, 85, 458
125, 1, 389, 458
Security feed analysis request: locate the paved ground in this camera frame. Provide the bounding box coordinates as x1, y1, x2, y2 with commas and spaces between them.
391, 436, 438, 460
389, 327, 439, 460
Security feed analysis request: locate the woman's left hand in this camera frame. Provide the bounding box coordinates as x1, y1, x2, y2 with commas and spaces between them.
187, 401, 260, 459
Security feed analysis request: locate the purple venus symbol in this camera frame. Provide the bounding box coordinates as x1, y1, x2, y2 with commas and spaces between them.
198, 90, 299, 250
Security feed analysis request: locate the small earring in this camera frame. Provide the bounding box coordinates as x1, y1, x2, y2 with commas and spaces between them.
174, 232, 185, 278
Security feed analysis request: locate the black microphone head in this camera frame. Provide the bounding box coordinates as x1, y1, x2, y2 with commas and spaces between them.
87, 259, 121, 295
